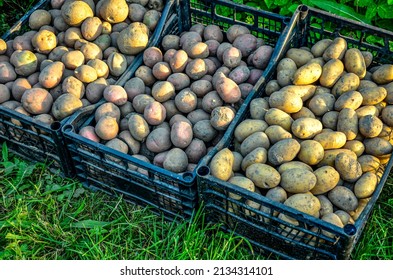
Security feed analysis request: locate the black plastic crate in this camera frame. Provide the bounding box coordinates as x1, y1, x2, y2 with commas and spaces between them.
0, 0, 172, 176
0, 0, 74, 176
62, 0, 289, 221
196, 5, 393, 259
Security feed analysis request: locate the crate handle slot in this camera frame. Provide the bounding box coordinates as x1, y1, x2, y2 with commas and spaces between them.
298, 5, 309, 21
62, 124, 75, 133
182, 172, 195, 183
50, 121, 61, 132
343, 224, 357, 236
197, 165, 210, 177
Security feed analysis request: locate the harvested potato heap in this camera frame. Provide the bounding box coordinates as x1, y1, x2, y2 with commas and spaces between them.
0, 0, 164, 124
209, 37, 393, 233
78, 23, 275, 173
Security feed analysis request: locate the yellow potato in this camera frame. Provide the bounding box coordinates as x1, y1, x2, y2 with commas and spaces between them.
337, 108, 358, 141
280, 168, 317, 193
311, 166, 340, 195
322, 37, 347, 61
292, 61, 322, 86
334, 90, 363, 111
354, 172, 378, 199
328, 186, 358, 212
284, 193, 321, 217
313, 131, 346, 150
291, 117, 323, 139
234, 119, 269, 142
319, 58, 344, 88
228, 176, 255, 200
344, 48, 366, 79
210, 148, 234, 181
267, 138, 300, 166
264, 108, 293, 132
335, 152, 363, 183
245, 163, 281, 189
268, 90, 303, 113
331, 73, 360, 96
311, 39, 333, 57
297, 140, 324, 165
372, 64, 393, 84
285, 48, 314, 67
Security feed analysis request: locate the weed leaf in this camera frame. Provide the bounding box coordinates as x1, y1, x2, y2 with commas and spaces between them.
71, 220, 110, 229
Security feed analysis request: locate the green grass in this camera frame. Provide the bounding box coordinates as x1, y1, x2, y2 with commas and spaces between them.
0, 145, 258, 260
1, 144, 392, 260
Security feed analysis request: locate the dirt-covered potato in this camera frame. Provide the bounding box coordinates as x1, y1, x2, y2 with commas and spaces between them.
269, 90, 303, 114
51, 93, 83, 120
146, 127, 171, 153
143, 101, 166, 125
292, 61, 322, 86
163, 148, 189, 173
152, 81, 176, 102
337, 108, 358, 141
285, 48, 314, 67
328, 186, 358, 212
246, 163, 280, 189
171, 121, 193, 148
308, 93, 335, 116
323, 37, 347, 61
354, 172, 378, 199
313, 131, 346, 150
281, 168, 317, 193
335, 152, 362, 182
62, 76, 85, 99
291, 117, 323, 139
227, 176, 255, 200
363, 138, 393, 157
310, 166, 340, 195
61, 0, 94, 26
267, 138, 300, 166
79, 125, 100, 142
21, 88, 53, 115
372, 64, 393, 84
128, 113, 150, 141
193, 119, 217, 143
185, 138, 207, 164
117, 22, 149, 55
297, 140, 324, 165
10, 50, 38, 76
210, 148, 234, 181
240, 131, 270, 157
264, 108, 293, 132
332, 73, 360, 96
284, 193, 321, 217
118, 130, 140, 155
210, 106, 235, 131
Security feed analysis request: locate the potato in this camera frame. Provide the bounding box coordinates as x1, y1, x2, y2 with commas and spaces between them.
335, 210, 354, 225
152, 81, 176, 102
265, 80, 281, 96
285, 48, 314, 67
165, 73, 189, 92
268, 90, 303, 114
313, 131, 346, 150
337, 108, 358, 141
249, 98, 269, 120
328, 186, 358, 212
335, 152, 362, 182
9, 50, 37, 77
95, 103, 120, 124
344, 48, 366, 79
232, 151, 243, 172
32, 30, 57, 54
193, 120, 217, 143
317, 148, 357, 167
162, 148, 188, 173
309, 166, 340, 195
310, 39, 332, 57
0, 39, 7, 55
171, 121, 193, 148
282, 168, 317, 193
117, 22, 149, 55
169, 114, 191, 127
185, 58, 207, 80
358, 87, 388, 108
201, 91, 224, 113
354, 172, 378, 199
317, 195, 334, 217
21, 88, 53, 115
0, 62, 17, 83
184, 138, 206, 164
319, 58, 344, 88
358, 155, 380, 173
246, 163, 280, 189
322, 37, 347, 61
291, 117, 323, 139
169, 49, 188, 73
118, 130, 141, 155
252, 45, 273, 70
62, 76, 85, 99
232, 34, 257, 57
372, 64, 393, 84
332, 73, 360, 96
292, 61, 322, 86
226, 24, 250, 43
240, 147, 267, 171
240, 131, 270, 157
61, 0, 94, 26
143, 101, 166, 125
234, 119, 268, 142
210, 148, 234, 181
128, 113, 150, 141
264, 108, 293, 132
228, 176, 255, 200
175, 88, 197, 114
228, 66, 250, 85
123, 77, 145, 101
284, 193, 321, 217
145, 127, 171, 153
307, 93, 335, 116
292, 107, 316, 120
210, 106, 235, 131
276, 69, 294, 87
297, 140, 324, 165
0, 84, 11, 103
358, 115, 383, 138
161, 34, 180, 51
268, 138, 300, 166
264, 125, 292, 144
363, 138, 393, 157
11, 78, 31, 101
334, 90, 363, 111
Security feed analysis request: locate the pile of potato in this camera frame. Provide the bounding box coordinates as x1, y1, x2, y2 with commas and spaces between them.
209, 37, 393, 231
0, 0, 164, 125
78, 23, 275, 173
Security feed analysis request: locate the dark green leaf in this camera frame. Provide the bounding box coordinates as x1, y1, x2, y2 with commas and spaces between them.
308, 0, 371, 24
355, 0, 372, 8
2, 143, 8, 162
377, 4, 393, 19
365, 3, 377, 20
